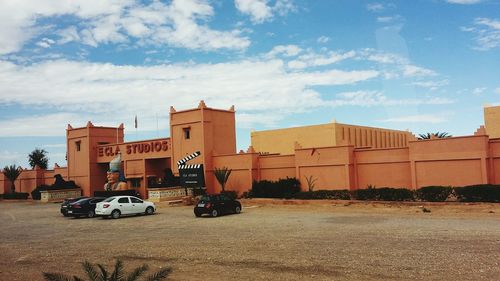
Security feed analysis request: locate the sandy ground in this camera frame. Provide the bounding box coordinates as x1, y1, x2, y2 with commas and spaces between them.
1, 199, 500, 281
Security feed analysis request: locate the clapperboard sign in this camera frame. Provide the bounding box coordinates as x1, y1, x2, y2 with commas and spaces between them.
177, 151, 205, 188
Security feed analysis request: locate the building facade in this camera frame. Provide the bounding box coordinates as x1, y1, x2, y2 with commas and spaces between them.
2, 102, 500, 198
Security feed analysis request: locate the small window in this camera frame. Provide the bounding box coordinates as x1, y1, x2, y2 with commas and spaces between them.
130, 178, 141, 188
183, 127, 190, 139
75, 141, 81, 151
131, 197, 143, 204
118, 197, 130, 203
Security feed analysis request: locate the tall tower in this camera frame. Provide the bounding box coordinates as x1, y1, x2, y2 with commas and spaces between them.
484, 105, 500, 139
66, 122, 124, 196
169, 101, 237, 193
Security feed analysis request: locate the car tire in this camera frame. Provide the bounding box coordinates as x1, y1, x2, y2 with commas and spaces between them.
62, 213, 69, 217
194, 211, 202, 217
235, 206, 241, 214
111, 209, 121, 219
145, 206, 154, 215
87, 210, 95, 218
211, 209, 218, 217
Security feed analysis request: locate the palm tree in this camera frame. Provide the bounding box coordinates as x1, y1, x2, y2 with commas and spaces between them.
417, 132, 452, 140
28, 148, 49, 169
43, 259, 171, 281
2, 165, 22, 193
214, 167, 232, 192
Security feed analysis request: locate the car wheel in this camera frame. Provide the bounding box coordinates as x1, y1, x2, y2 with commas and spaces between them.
211, 209, 218, 217
145, 206, 154, 215
111, 209, 121, 219
194, 211, 202, 217
235, 206, 241, 214
87, 210, 95, 218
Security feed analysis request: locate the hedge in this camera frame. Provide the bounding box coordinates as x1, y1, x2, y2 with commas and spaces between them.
415, 186, 452, 202
293, 190, 350, 200
454, 184, 500, 202
351, 187, 414, 201
251, 177, 301, 198
3, 192, 30, 200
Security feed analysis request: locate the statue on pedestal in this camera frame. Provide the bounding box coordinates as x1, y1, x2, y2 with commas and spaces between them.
104, 153, 128, 191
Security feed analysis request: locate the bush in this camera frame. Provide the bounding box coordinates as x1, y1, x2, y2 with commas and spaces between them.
351, 187, 414, 201
416, 186, 452, 202
221, 190, 238, 199
3, 192, 29, 200
251, 177, 301, 198
454, 184, 500, 202
293, 190, 351, 200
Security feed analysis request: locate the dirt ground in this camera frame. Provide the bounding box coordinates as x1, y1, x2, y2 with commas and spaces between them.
1, 199, 500, 281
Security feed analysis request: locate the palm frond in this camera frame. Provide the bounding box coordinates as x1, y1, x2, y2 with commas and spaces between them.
82, 260, 100, 281
97, 264, 108, 281
126, 264, 148, 281
43, 272, 74, 281
144, 267, 172, 281
109, 259, 124, 281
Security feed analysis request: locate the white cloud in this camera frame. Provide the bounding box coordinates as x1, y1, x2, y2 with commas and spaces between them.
288, 50, 356, 69
235, 0, 296, 24
366, 3, 387, 12
403, 65, 436, 77
235, 0, 272, 23
0, 0, 250, 55
462, 17, 500, 51
0, 56, 380, 135
472, 87, 487, 95
379, 113, 450, 124
412, 80, 449, 90
446, 0, 481, 4
266, 45, 302, 58
317, 36, 330, 43
328, 91, 453, 107
376, 15, 402, 23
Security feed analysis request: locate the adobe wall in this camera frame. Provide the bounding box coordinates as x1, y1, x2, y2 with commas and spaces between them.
490, 140, 500, 184
0, 166, 69, 195
485, 106, 500, 139
355, 148, 412, 189
259, 154, 296, 181
211, 152, 258, 195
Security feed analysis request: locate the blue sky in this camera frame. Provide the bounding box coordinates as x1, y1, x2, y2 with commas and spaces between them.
0, 0, 499, 169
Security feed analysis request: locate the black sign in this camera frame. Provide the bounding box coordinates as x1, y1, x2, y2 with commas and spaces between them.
179, 165, 205, 188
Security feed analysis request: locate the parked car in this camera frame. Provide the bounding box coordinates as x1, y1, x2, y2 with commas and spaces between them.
194, 194, 242, 217
66, 197, 106, 218
60, 196, 88, 216
95, 196, 156, 219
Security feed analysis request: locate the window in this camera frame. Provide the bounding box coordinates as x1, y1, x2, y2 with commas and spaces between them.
75, 141, 81, 151
183, 127, 190, 139
130, 178, 141, 188
118, 197, 129, 203
131, 197, 143, 204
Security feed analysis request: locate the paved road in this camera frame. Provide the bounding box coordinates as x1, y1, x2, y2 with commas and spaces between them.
0, 200, 500, 280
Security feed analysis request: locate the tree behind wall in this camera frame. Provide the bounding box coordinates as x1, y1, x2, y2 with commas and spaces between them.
214, 167, 232, 192
417, 132, 452, 140
28, 148, 49, 169
2, 165, 22, 193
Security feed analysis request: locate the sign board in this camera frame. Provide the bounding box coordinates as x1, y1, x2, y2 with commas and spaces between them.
179, 165, 205, 188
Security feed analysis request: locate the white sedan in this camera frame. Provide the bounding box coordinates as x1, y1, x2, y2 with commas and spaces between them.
95, 196, 156, 219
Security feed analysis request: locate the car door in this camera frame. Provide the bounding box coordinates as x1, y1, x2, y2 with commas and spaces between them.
217, 194, 229, 214
117, 197, 132, 214
130, 197, 145, 214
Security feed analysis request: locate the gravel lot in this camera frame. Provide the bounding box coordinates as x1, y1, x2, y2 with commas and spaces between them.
1, 199, 500, 281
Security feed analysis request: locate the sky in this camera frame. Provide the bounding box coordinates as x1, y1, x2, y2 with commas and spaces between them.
0, 0, 499, 169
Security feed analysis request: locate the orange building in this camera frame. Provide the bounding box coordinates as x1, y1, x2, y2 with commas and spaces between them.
1, 102, 500, 198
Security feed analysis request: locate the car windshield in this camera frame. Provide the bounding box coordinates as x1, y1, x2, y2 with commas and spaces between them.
199, 195, 212, 202
74, 198, 89, 204
103, 197, 116, 202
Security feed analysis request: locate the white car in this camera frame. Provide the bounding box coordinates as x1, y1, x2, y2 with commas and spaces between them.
95, 196, 156, 219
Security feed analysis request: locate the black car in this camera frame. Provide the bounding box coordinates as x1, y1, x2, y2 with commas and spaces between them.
67, 197, 106, 218
194, 194, 242, 217
60, 196, 88, 216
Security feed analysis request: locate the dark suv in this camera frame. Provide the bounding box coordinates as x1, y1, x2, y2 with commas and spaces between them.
194, 194, 242, 217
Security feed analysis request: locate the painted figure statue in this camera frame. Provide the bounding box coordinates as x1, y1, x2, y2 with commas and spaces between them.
104, 152, 128, 191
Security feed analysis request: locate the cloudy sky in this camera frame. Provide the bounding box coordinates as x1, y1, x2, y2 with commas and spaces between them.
0, 0, 499, 168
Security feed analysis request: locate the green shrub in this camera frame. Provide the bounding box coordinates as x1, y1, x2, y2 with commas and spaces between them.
293, 190, 351, 200
221, 190, 238, 199
251, 177, 301, 198
351, 187, 414, 201
454, 184, 500, 202
416, 186, 452, 202
3, 192, 29, 200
